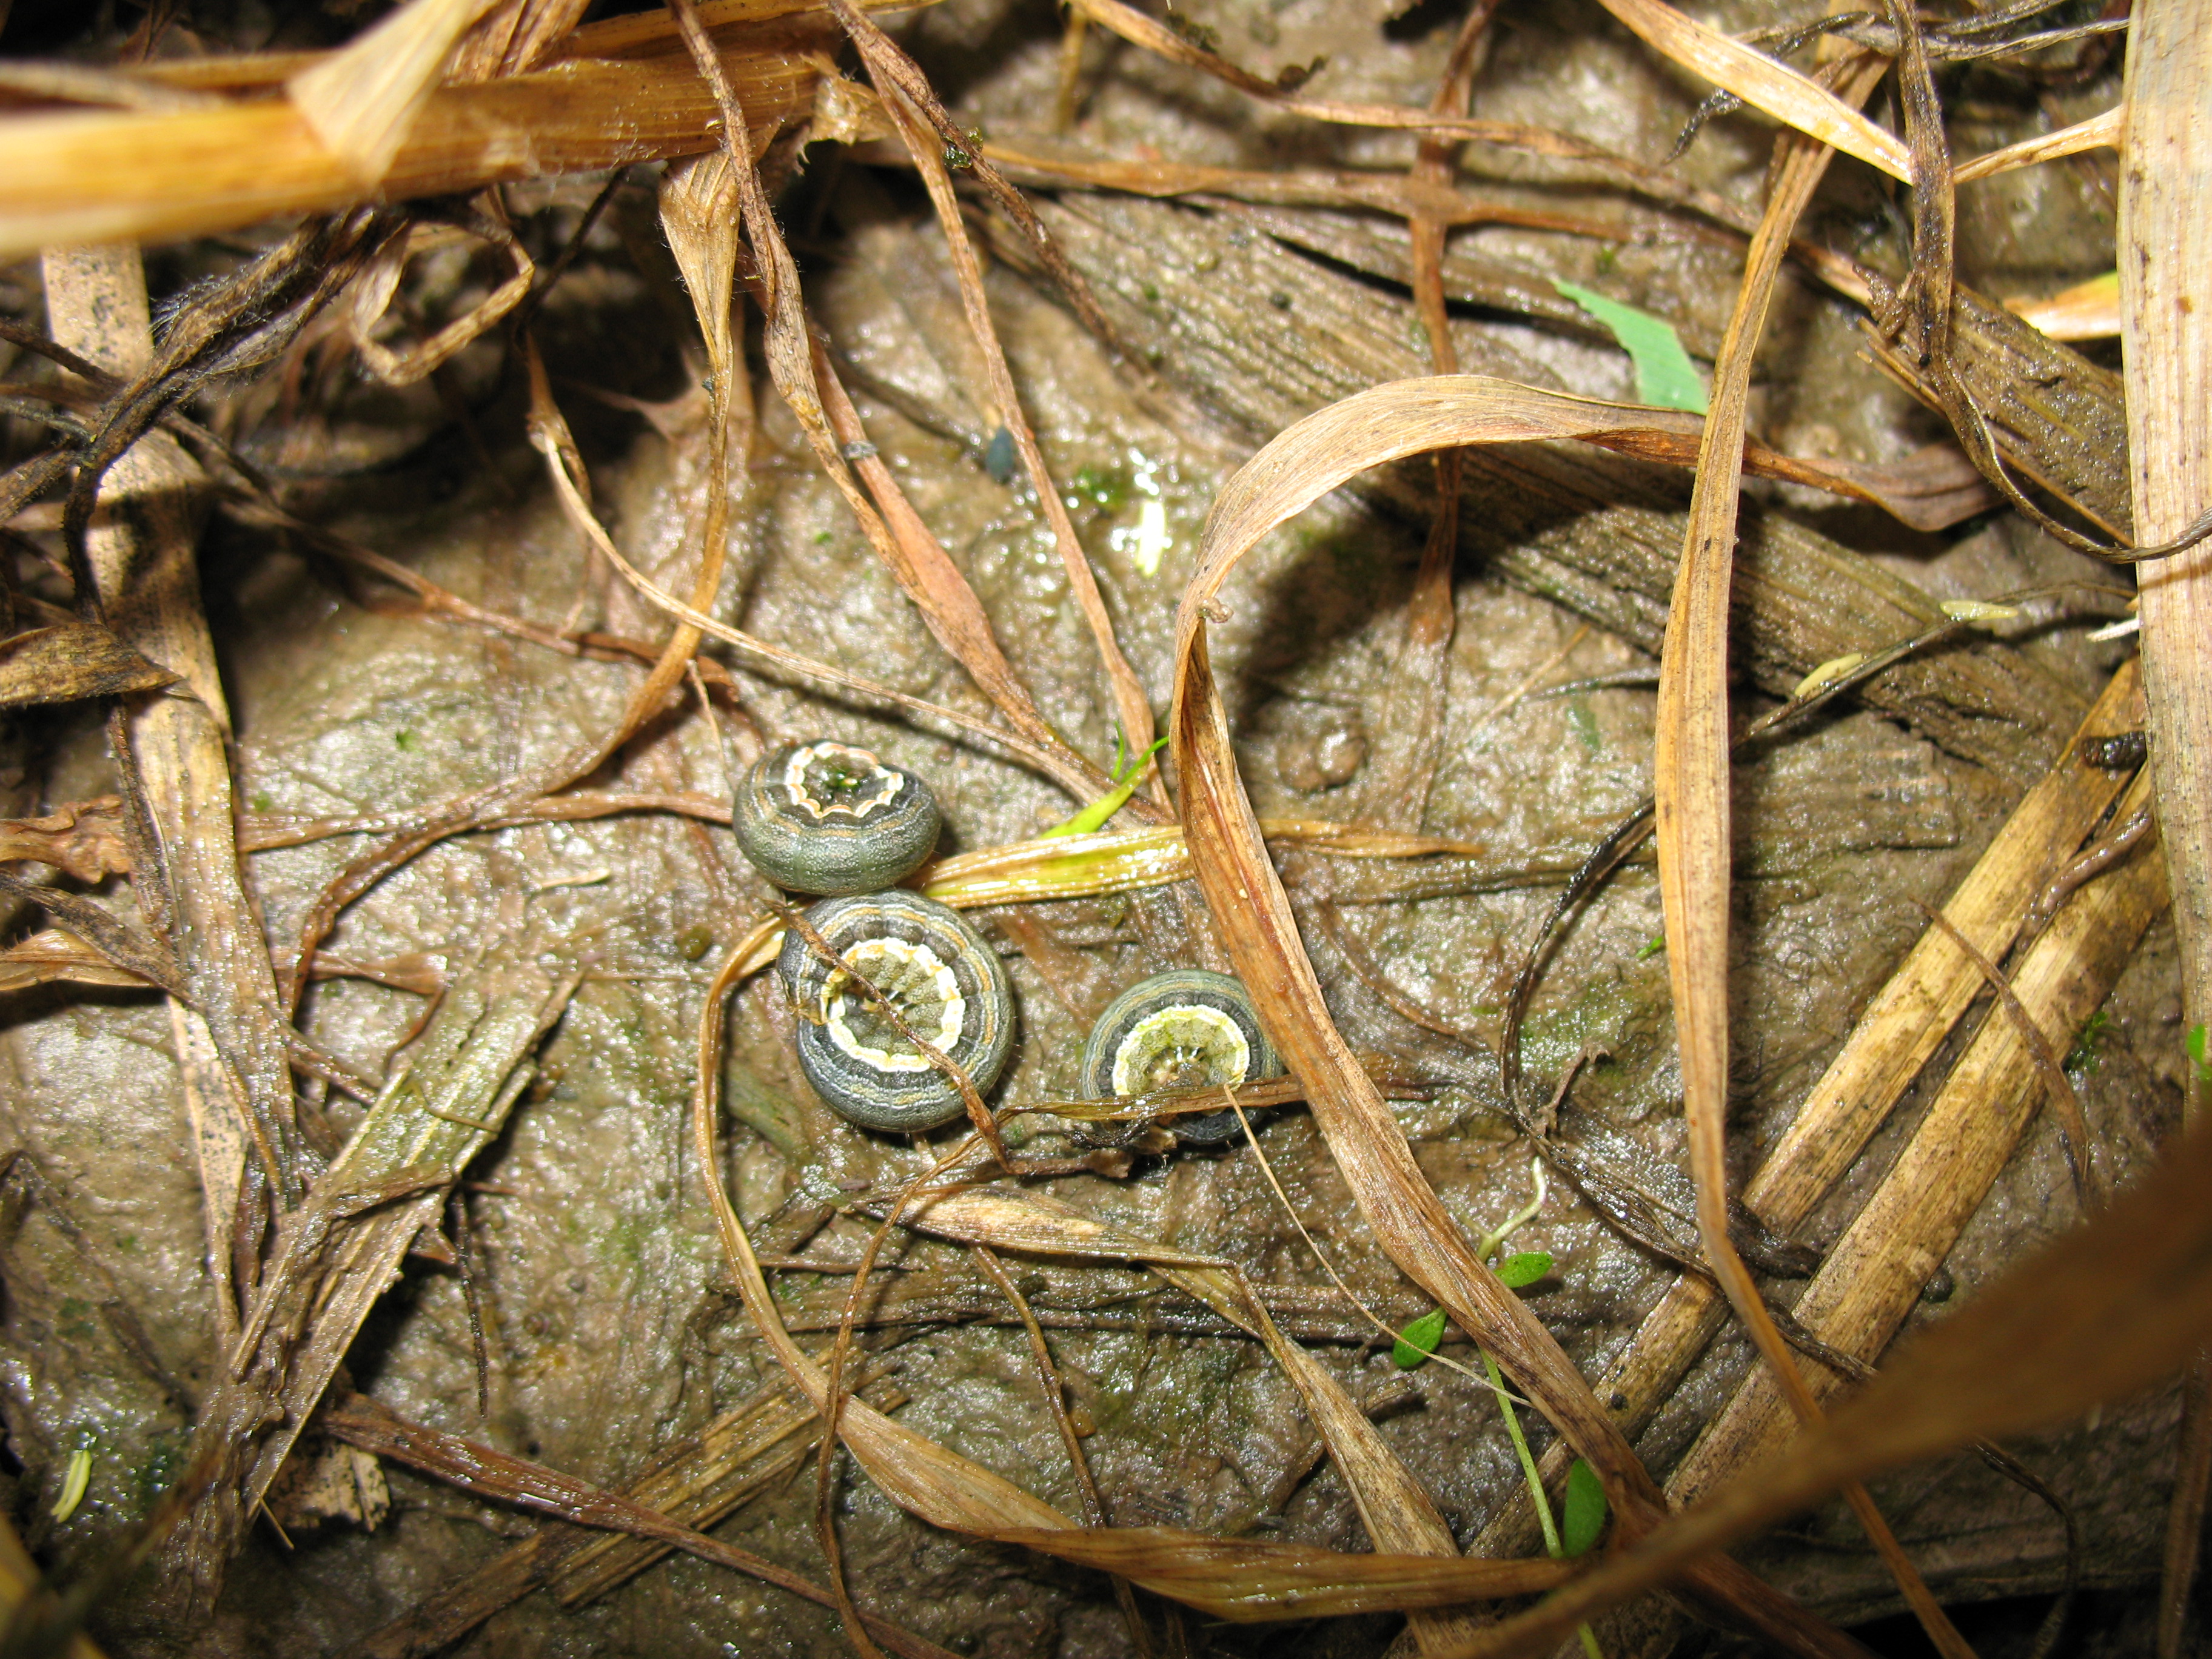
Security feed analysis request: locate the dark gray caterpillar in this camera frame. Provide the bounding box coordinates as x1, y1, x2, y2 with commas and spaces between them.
779, 890, 1014, 1133
732, 740, 940, 895
1080, 968, 1281, 1146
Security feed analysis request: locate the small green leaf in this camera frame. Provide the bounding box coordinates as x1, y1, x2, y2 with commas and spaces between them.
1560, 1458, 1607, 1558
1496, 1251, 1552, 1289
1552, 280, 1708, 414
1392, 1308, 1449, 1369
1637, 933, 1666, 961
2190, 1024, 2212, 1084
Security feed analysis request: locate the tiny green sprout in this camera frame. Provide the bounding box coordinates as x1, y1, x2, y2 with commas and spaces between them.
1792, 651, 1868, 701
943, 127, 986, 170
250, 793, 274, 814
1560, 1458, 1608, 1558
1392, 1308, 1449, 1369
2065, 1008, 2109, 1074
1039, 730, 1168, 840
1637, 933, 1666, 961
1496, 1251, 1552, 1289
52, 1443, 93, 1523
814, 529, 834, 545
1551, 279, 1706, 413
2190, 1024, 2212, 1085
393, 729, 417, 751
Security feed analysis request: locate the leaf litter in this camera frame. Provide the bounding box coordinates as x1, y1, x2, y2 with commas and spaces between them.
0, 1, 2194, 1657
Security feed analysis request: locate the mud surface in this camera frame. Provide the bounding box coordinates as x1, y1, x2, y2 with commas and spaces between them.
0, 2, 2167, 1656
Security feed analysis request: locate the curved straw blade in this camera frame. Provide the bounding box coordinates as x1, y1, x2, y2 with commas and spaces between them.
1164, 368, 1935, 1653
1165, 386, 1757, 1502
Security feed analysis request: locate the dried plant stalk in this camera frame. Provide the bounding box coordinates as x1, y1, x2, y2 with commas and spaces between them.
0, 20, 826, 256
42, 245, 302, 1343
1952, 105, 2119, 182
1862, 285, 2132, 538
1671, 771, 2165, 1507
156, 945, 576, 1612
831, 8, 1158, 773
1435, 1113, 2212, 1657
2123, 4, 2212, 1082
1470, 662, 2147, 1549
1649, 49, 1967, 1651
284, 0, 498, 186
2118, 6, 2212, 1651
450, 0, 592, 81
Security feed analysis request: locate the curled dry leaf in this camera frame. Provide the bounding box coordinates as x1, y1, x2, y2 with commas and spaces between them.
0, 621, 179, 707
1168, 383, 1663, 1504
1165, 370, 1892, 1654
344, 211, 535, 388
1650, 47, 1971, 1653
0, 796, 130, 880
0, 928, 155, 994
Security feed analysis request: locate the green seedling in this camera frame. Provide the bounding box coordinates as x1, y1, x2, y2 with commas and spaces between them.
1567, 697, 1602, 756
2065, 1008, 2108, 1074
1470, 1162, 1606, 1657
1395, 1257, 1549, 1369
1040, 728, 1168, 839
2190, 1024, 2211, 1085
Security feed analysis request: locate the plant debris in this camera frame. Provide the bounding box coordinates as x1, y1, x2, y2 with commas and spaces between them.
0, 1, 2192, 1656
